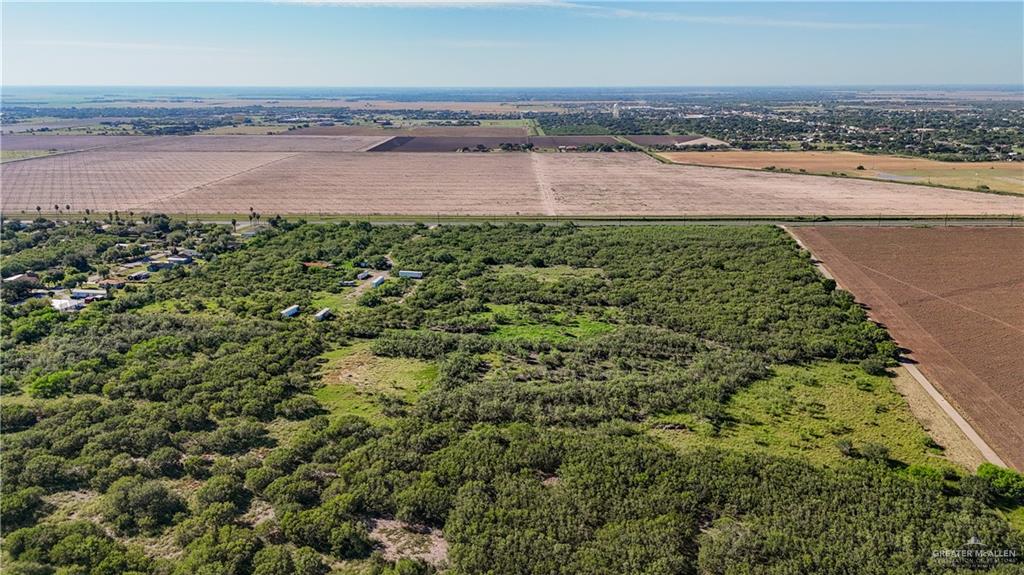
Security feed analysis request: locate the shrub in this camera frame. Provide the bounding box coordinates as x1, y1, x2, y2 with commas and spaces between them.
101, 476, 186, 534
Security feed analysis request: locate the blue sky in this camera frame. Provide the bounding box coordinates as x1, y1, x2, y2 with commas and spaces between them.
2, 1, 1022, 87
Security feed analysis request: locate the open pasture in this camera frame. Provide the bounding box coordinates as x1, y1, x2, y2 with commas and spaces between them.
3, 149, 1023, 216
662, 150, 1024, 195
791, 227, 1024, 470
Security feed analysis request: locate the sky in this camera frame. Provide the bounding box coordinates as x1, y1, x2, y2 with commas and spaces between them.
2, 1, 1022, 87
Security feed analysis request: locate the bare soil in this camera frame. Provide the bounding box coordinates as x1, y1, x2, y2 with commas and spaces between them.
289, 125, 529, 137
791, 227, 1024, 470
662, 150, 1024, 195
3, 150, 1023, 216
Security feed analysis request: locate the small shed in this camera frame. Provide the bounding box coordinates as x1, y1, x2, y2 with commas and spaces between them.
371, 276, 386, 288
71, 288, 107, 300
314, 308, 332, 321
356, 270, 373, 281
339, 280, 357, 287
281, 304, 300, 318
51, 298, 85, 312
398, 270, 424, 279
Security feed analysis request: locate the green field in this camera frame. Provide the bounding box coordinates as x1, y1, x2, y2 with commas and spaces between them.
315, 342, 438, 424
653, 362, 957, 471
1, 150, 55, 162
3, 221, 1022, 575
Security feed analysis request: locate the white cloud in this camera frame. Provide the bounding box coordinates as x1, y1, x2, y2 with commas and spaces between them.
576, 4, 912, 30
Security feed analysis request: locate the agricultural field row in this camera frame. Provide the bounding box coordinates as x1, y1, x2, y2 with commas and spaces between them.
3, 150, 1022, 217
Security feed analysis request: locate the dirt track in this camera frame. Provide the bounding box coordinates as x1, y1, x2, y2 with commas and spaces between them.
3, 150, 1023, 216
791, 227, 1024, 470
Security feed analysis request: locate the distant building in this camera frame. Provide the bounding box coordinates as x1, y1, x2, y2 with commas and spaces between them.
371, 276, 386, 288
314, 308, 332, 321
71, 288, 107, 300
339, 280, 357, 287
98, 278, 126, 289
356, 270, 373, 281
167, 255, 192, 265
281, 305, 300, 318
127, 271, 151, 281
397, 270, 424, 279
148, 261, 174, 272
51, 298, 84, 312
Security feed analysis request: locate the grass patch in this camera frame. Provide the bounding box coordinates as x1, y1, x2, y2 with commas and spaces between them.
1, 150, 55, 163
311, 290, 359, 313
652, 362, 964, 473
315, 342, 438, 423
475, 303, 615, 344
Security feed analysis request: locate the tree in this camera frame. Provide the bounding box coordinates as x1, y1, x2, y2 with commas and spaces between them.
101, 476, 185, 534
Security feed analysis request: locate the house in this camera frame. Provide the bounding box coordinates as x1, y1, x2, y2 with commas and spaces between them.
314, 308, 332, 321
71, 288, 107, 300
371, 276, 386, 288
51, 298, 84, 312
397, 270, 424, 279
356, 270, 373, 281
281, 305, 300, 318
127, 271, 151, 281
167, 256, 192, 266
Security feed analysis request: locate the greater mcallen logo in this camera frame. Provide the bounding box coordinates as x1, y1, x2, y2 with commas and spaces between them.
931, 536, 1019, 567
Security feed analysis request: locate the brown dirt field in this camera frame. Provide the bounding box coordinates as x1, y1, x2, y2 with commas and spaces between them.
0, 150, 295, 212
1, 134, 388, 152
137, 152, 544, 215
366, 136, 529, 152
791, 227, 1024, 470
287, 125, 528, 137
130, 135, 390, 152
1, 134, 148, 150
531, 153, 1024, 217
662, 150, 1024, 195
3, 151, 1023, 216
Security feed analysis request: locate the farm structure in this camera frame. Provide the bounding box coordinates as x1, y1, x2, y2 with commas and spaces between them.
791, 227, 1024, 470
2, 147, 1023, 217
